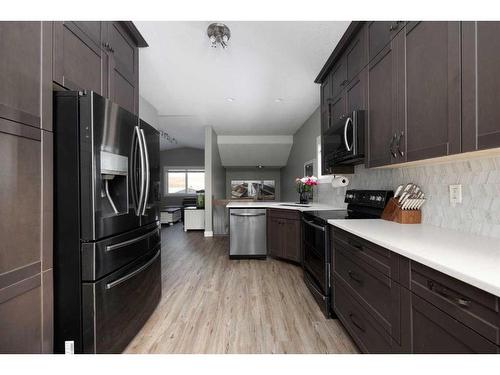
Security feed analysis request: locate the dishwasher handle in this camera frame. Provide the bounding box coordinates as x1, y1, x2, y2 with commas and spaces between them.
230, 212, 266, 217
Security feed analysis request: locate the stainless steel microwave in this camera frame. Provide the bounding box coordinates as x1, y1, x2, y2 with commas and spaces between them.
323, 110, 365, 172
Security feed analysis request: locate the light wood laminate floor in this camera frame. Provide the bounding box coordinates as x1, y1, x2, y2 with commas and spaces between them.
125, 224, 358, 354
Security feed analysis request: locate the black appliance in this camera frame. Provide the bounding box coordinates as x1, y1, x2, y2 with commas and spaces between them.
53, 91, 161, 353
323, 110, 365, 174
301, 189, 393, 318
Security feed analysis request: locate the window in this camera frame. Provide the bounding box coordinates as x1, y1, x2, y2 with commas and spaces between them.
164, 168, 204, 195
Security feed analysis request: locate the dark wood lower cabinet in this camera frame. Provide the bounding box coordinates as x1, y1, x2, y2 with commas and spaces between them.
267, 209, 301, 263
411, 293, 499, 353
332, 227, 500, 353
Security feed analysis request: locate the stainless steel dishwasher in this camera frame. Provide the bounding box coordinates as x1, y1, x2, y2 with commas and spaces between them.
229, 208, 267, 259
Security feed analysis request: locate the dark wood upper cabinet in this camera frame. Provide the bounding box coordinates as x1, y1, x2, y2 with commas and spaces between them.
403, 22, 461, 162
366, 39, 402, 168
330, 58, 348, 100
102, 22, 139, 115
462, 21, 500, 151
0, 22, 42, 128
320, 74, 332, 133
367, 21, 404, 63
345, 28, 367, 82
345, 68, 366, 114
53, 21, 140, 115
53, 21, 103, 94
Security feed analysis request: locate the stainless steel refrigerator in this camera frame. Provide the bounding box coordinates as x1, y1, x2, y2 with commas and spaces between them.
53, 91, 161, 353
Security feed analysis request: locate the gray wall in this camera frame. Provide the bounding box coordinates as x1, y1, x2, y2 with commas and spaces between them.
161, 147, 205, 207
204, 127, 226, 235
139, 96, 160, 128
225, 168, 281, 200
281, 107, 321, 202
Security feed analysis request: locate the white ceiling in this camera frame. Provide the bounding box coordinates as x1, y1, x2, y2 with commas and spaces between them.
136, 21, 349, 150
218, 135, 293, 167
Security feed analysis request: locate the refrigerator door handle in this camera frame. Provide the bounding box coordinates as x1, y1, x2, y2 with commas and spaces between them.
135, 126, 146, 216
139, 128, 150, 216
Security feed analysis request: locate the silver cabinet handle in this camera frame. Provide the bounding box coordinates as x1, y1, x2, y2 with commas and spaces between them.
135, 126, 146, 216
396, 131, 405, 157
302, 218, 326, 232
139, 128, 150, 215
105, 227, 159, 252
230, 213, 266, 217
389, 133, 397, 158
106, 250, 160, 290
344, 117, 353, 151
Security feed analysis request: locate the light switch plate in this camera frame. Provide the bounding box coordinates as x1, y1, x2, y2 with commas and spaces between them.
449, 184, 462, 206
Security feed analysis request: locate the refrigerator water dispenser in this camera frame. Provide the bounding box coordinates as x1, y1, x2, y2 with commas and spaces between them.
100, 151, 128, 216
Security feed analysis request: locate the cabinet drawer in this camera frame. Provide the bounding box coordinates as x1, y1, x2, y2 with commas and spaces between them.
333, 227, 400, 279
411, 293, 499, 353
267, 208, 300, 220
334, 244, 401, 340
410, 261, 500, 345
334, 276, 392, 353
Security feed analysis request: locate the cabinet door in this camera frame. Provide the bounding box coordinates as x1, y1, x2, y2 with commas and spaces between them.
267, 217, 282, 258
411, 294, 498, 353
367, 40, 401, 167
53, 21, 103, 94
320, 73, 333, 133
367, 21, 404, 63
330, 58, 348, 99
462, 22, 500, 151
104, 22, 139, 114
345, 68, 366, 113
329, 94, 347, 127
0, 22, 41, 128
282, 219, 301, 263
403, 22, 461, 161
345, 28, 367, 82
73, 22, 103, 47
0, 122, 43, 354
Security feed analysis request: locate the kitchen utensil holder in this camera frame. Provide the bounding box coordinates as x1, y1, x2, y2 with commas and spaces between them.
381, 197, 422, 224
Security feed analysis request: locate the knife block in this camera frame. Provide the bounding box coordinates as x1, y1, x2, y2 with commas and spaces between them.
381, 197, 422, 224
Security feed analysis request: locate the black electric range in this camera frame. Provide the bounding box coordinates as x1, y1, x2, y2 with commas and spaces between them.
301, 189, 393, 318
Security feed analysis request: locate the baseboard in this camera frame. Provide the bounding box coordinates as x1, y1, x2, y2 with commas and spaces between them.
204, 230, 214, 237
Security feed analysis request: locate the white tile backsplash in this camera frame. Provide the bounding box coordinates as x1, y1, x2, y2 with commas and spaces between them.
316, 156, 500, 239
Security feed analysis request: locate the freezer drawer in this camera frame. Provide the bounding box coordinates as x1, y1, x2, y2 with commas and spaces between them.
81, 222, 160, 281
81, 247, 161, 353
229, 208, 267, 257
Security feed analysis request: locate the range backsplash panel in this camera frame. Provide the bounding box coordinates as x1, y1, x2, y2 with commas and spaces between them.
317, 156, 500, 239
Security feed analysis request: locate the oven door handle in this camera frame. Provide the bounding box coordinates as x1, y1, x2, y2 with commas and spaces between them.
344, 117, 353, 152
302, 218, 326, 232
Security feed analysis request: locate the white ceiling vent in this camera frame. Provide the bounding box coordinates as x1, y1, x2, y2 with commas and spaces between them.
217, 135, 293, 167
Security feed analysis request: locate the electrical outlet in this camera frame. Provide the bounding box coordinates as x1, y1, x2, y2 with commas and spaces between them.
449, 184, 462, 206
65, 340, 75, 354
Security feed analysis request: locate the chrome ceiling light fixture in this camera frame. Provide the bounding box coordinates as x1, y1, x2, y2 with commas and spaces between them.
159, 130, 178, 145
207, 23, 231, 49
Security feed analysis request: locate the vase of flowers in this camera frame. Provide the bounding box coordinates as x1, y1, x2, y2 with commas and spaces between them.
295, 176, 318, 204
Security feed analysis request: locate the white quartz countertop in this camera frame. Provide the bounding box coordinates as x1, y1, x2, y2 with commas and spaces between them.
226, 201, 344, 211
328, 219, 500, 297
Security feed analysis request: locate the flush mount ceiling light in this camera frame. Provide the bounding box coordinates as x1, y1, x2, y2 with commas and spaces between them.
275, 98, 284, 103
159, 130, 178, 144
207, 22, 231, 49
226, 97, 235, 102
